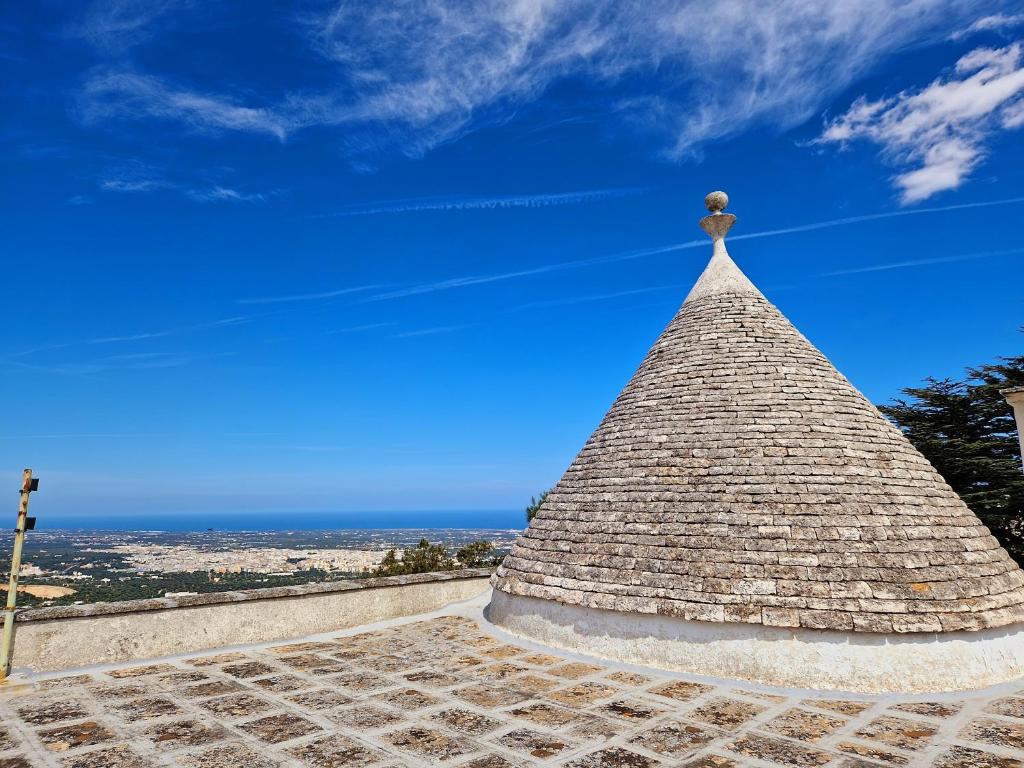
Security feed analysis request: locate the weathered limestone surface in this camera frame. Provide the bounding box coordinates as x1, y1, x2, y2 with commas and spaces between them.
11, 570, 492, 673
493, 250, 1024, 633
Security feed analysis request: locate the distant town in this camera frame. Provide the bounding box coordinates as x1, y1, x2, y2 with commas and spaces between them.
0, 528, 519, 608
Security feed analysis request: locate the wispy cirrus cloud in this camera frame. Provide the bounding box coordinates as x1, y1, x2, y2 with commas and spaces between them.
76, 1, 989, 160
819, 246, 1024, 276
816, 44, 1024, 203
392, 325, 472, 338
950, 13, 1024, 41
325, 322, 396, 335
512, 286, 677, 311
236, 285, 388, 306
315, 187, 649, 217
98, 164, 272, 204
80, 70, 289, 140
68, 0, 188, 51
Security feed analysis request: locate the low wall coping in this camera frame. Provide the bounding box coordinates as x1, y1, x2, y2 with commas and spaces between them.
15, 568, 494, 623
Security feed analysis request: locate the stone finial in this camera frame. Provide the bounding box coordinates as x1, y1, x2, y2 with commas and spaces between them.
705, 190, 729, 213
699, 190, 736, 247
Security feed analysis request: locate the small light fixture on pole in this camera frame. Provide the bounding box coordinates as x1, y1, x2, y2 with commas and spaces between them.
0, 469, 39, 682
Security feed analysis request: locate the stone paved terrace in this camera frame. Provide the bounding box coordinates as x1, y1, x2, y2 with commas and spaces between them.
1, 593, 1023, 768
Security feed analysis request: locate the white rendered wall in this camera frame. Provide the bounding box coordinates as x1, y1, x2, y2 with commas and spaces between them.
487, 590, 1024, 693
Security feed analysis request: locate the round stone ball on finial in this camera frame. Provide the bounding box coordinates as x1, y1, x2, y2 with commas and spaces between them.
705, 190, 728, 214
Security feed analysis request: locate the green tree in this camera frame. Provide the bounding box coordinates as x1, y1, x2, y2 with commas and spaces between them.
878, 352, 1024, 563
525, 490, 550, 523
456, 540, 498, 568
372, 539, 455, 577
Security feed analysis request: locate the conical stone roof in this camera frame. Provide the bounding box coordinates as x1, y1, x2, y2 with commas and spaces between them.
493, 195, 1024, 635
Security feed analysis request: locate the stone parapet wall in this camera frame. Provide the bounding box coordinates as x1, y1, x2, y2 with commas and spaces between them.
10, 569, 492, 674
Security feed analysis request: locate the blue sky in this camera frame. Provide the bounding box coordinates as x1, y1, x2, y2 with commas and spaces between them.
2, 1, 1024, 521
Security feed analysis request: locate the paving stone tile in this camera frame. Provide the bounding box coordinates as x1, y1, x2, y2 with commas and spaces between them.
353, 656, 412, 673
177, 742, 283, 768
186, 652, 249, 667
731, 688, 787, 703
332, 671, 394, 692
762, 707, 845, 742
443, 655, 486, 670
112, 696, 183, 720
458, 755, 525, 768
251, 674, 310, 692
287, 734, 386, 767
648, 681, 713, 702
239, 713, 322, 743
38, 721, 117, 752
221, 661, 278, 679
385, 726, 477, 761
38, 675, 92, 690
689, 697, 766, 730
473, 663, 529, 681
509, 674, 560, 694
598, 699, 666, 722
279, 653, 335, 671
268, 641, 338, 654
454, 684, 531, 708
327, 703, 405, 731
563, 747, 661, 767
569, 714, 628, 739
496, 728, 575, 760
986, 697, 1024, 719
888, 701, 962, 718
480, 644, 527, 660
60, 745, 152, 767
724, 733, 832, 767
157, 671, 209, 686
518, 652, 561, 666
0, 727, 17, 750
506, 702, 582, 728
545, 682, 618, 707
429, 707, 502, 735
961, 717, 1024, 750
286, 688, 355, 711
403, 670, 459, 688
87, 683, 151, 700
605, 671, 653, 686
801, 698, 873, 716
199, 693, 274, 718
372, 687, 440, 710
834, 741, 910, 765
16, 698, 91, 725
855, 714, 938, 751
106, 665, 176, 679
630, 720, 722, 759
178, 679, 246, 698
547, 662, 604, 679
144, 718, 227, 750
933, 745, 1024, 767
676, 757, 738, 768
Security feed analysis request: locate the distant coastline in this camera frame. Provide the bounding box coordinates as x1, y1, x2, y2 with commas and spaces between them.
27, 509, 524, 533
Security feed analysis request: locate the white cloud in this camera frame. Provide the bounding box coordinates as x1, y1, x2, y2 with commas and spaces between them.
81, 71, 289, 140
98, 165, 272, 204
951, 13, 1024, 40
78, 0, 987, 158
817, 44, 1024, 203
70, 0, 187, 51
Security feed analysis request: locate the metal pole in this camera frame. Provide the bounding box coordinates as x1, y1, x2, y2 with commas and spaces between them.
0, 469, 34, 680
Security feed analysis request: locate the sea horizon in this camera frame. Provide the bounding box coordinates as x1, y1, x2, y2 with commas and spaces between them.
28, 509, 525, 533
